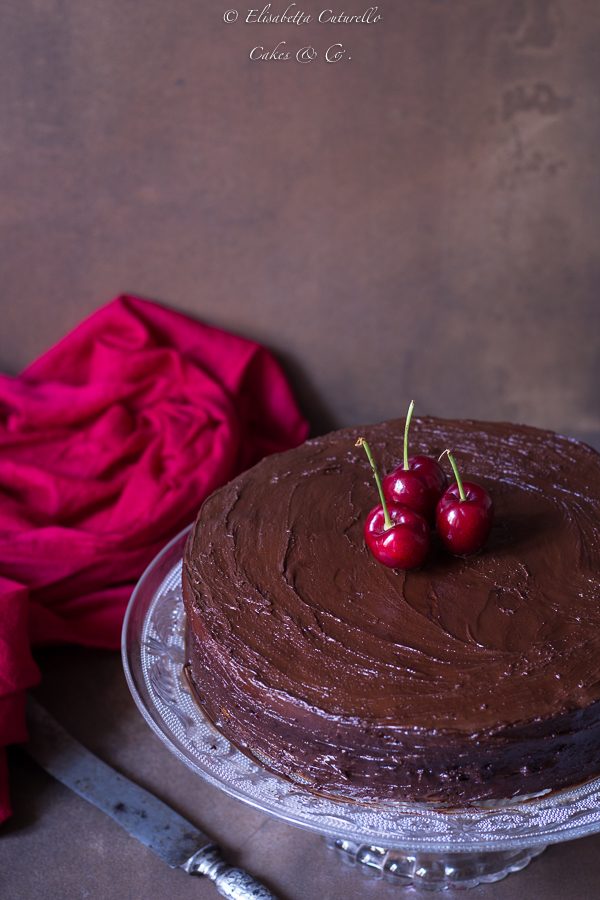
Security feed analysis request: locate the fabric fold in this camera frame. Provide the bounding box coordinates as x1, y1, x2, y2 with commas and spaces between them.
0, 295, 308, 822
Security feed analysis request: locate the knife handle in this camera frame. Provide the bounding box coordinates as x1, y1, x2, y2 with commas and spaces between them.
183, 844, 279, 900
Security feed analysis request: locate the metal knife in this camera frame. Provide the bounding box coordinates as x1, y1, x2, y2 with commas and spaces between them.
24, 697, 278, 900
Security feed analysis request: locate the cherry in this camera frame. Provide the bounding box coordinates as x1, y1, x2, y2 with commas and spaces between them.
356, 437, 430, 569
382, 467, 430, 520
408, 455, 447, 510
383, 401, 447, 520
364, 502, 430, 569
436, 450, 493, 556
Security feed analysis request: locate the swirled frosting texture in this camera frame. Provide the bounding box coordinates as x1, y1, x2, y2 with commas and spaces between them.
183, 418, 600, 803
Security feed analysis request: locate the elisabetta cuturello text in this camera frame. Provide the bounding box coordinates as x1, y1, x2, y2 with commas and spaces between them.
245, 4, 382, 25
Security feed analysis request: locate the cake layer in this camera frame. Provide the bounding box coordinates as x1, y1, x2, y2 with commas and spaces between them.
183, 417, 600, 803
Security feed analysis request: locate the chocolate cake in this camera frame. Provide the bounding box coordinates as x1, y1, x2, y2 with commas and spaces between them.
182, 417, 600, 805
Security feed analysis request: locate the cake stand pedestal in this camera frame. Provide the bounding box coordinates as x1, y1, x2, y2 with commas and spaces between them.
328, 840, 546, 890
122, 527, 600, 893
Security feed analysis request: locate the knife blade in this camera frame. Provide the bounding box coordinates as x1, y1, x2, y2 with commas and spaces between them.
24, 696, 278, 900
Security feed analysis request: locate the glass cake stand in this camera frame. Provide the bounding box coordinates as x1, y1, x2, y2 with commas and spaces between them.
122, 526, 600, 892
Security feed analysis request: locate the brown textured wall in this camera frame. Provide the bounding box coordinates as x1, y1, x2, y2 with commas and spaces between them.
0, 1, 598, 436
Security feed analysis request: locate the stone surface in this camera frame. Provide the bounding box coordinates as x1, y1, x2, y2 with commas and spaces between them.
2, 645, 600, 900
2, 447, 600, 900
0, 1, 598, 436
2, 435, 598, 899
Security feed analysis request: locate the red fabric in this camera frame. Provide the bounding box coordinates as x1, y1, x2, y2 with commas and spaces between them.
0, 295, 308, 823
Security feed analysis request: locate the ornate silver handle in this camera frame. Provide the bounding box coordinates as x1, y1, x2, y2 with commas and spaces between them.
182, 844, 279, 900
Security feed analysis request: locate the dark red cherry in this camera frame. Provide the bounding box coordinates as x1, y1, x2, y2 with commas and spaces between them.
383, 467, 431, 519
409, 455, 447, 509
356, 435, 430, 569
365, 503, 430, 569
382, 401, 447, 521
436, 452, 493, 556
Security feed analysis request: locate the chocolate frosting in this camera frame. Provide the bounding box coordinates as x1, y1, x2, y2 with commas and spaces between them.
183, 418, 600, 803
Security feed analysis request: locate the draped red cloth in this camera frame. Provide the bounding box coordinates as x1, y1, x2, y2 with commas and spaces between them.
0, 295, 308, 823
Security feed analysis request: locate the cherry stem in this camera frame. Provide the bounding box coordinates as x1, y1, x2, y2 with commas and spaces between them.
356, 437, 393, 530
439, 449, 467, 502
403, 399, 415, 470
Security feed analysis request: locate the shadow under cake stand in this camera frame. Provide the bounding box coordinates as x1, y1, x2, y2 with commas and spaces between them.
122, 527, 600, 892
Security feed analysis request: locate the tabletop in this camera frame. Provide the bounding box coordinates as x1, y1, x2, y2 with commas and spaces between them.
2, 432, 600, 900
2, 646, 600, 900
